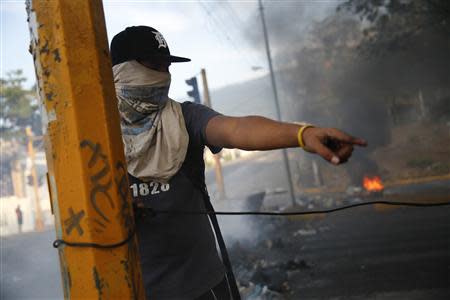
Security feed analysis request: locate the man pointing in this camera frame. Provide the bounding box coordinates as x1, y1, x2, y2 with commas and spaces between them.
110, 26, 366, 300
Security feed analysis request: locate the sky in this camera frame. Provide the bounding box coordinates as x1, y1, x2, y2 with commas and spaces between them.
1, 0, 272, 100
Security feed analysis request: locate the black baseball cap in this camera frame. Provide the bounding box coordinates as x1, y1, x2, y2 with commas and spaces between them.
110, 26, 191, 66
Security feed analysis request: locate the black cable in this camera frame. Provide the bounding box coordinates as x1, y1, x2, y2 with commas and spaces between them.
52, 200, 450, 249
53, 228, 135, 249
144, 200, 450, 216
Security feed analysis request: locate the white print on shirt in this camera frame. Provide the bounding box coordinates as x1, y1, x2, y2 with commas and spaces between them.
130, 182, 170, 197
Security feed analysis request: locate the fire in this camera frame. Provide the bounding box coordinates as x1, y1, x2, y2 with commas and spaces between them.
363, 176, 384, 192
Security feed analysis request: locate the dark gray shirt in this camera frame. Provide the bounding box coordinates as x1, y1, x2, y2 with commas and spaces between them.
129, 102, 225, 299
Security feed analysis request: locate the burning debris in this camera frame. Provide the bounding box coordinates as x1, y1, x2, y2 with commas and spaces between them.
363, 176, 384, 193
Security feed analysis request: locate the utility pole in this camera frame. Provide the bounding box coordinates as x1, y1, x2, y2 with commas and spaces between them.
27, 1, 145, 298
201, 68, 226, 201
258, 0, 296, 206
26, 126, 45, 231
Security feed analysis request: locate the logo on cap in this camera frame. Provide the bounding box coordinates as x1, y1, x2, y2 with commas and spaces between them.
152, 31, 168, 49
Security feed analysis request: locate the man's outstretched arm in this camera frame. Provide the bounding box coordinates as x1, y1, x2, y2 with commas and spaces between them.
205, 115, 367, 165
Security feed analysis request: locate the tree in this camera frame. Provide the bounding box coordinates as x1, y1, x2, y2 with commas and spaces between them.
0, 70, 41, 140
0, 70, 41, 196
338, 0, 450, 57
337, 0, 450, 120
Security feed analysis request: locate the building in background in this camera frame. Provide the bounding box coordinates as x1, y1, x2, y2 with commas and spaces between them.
0, 151, 52, 236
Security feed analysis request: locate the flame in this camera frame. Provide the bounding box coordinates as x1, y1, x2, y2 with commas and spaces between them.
363, 176, 384, 192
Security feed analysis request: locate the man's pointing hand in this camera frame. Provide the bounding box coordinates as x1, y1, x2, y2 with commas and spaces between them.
302, 127, 367, 165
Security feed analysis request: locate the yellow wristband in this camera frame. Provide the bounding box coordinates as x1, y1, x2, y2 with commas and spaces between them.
297, 125, 314, 148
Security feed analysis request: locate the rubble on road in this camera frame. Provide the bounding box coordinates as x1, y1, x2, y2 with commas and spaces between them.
225, 196, 317, 299
240, 283, 285, 300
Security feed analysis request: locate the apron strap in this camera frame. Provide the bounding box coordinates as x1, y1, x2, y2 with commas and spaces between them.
200, 187, 241, 300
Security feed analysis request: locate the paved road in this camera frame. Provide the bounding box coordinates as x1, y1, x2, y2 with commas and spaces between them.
2, 204, 448, 299
1, 151, 449, 299
283, 205, 450, 299
1, 230, 63, 300
211, 154, 450, 299
206, 150, 290, 201
221, 194, 449, 300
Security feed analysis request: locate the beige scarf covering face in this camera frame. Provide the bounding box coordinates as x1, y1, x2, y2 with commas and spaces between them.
113, 60, 189, 182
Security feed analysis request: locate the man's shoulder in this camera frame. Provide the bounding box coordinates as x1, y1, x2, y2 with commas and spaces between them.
177, 101, 221, 151
180, 100, 206, 111
178, 101, 204, 142
180, 101, 219, 123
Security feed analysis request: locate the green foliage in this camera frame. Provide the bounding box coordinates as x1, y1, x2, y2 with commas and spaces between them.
431, 162, 450, 174
0, 70, 40, 140
406, 158, 434, 169
338, 0, 450, 57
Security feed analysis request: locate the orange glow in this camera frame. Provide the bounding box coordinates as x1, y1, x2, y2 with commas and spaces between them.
363, 176, 384, 192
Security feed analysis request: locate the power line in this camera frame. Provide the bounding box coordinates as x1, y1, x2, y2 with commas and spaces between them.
198, 0, 262, 69
258, 0, 296, 206
221, 0, 265, 65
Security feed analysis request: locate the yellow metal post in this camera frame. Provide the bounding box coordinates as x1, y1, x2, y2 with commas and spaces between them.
26, 1, 145, 299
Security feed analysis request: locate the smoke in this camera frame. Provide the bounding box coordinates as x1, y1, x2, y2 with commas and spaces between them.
239, 1, 450, 183
244, 2, 336, 54
211, 2, 450, 249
